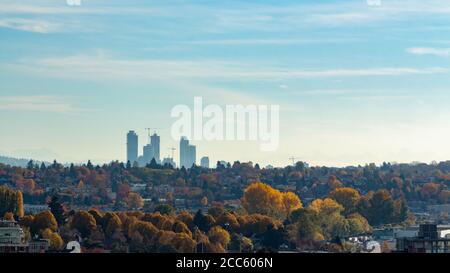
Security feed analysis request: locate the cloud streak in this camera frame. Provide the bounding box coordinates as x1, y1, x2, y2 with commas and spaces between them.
0, 95, 84, 113
407, 47, 450, 57
7, 55, 448, 81
0, 18, 61, 33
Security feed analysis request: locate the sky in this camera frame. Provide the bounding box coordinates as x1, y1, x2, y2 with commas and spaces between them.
1, 0, 450, 167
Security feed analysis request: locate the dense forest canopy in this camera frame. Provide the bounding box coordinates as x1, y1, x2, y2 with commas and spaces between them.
0, 160, 449, 252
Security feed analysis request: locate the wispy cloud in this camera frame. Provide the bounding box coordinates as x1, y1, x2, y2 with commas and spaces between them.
186, 38, 358, 45
6, 54, 448, 81
407, 47, 450, 57
0, 3, 162, 15
0, 95, 84, 113
0, 17, 61, 33
304, 12, 380, 26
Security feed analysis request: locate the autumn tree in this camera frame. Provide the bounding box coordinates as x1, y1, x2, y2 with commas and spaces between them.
216, 212, 240, 231
289, 208, 324, 248
208, 226, 231, 252
229, 233, 253, 253
242, 182, 301, 220
128, 220, 159, 252
359, 190, 396, 226
176, 210, 194, 229
282, 192, 302, 219
0, 186, 24, 218
170, 232, 196, 253
127, 192, 144, 210
309, 198, 349, 239
102, 212, 122, 239
42, 228, 64, 250
153, 204, 175, 215
70, 211, 97, 238
237, 214, 281, 237
347, 213, 371, 235
172, 220, 192, 237
32, 210, 58, 235
329, 187, 361, 215
207, 206, 226, 219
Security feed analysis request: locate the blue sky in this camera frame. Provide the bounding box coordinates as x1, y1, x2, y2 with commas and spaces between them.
1, 0, 450, 167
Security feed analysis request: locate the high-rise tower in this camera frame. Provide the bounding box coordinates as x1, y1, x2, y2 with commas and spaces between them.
150, 133, 160, 163
127, 131, 138, 164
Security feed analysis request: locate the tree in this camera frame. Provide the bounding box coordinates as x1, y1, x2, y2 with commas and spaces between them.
282, 192, 302, 219
48, 196, 66, 225
438, 190, 450, 204
42, 228, 64, 250
208, 206, 226, 219
193, 210, 212, 233
200, 196, 208, 206
153, 204, 175, 215
22, 179, 36, 194
27, 160, 34, 170
289, 208, 324, 247
309, 198, 348, 239
393, 199, 408, 223
328, 175, 343, 190
360, 190, 396, 226
310, 198, 343, 216
70, 211, 97, 238
4, 212, 14, 221
329, 187, 361, 215
347, 213, 371, 235
261, 224, 287, 250
171, 232, 196, 253
208, 226, 231, 251
229, 233, 253, 253
0, 186, 24, 218
420, 182, 440, 200
176, 211, 194, 229
216, 212, 240, 231
242, 182, 284, 219
172, 220, 192, 237
127, 192, 144, 210
128, 220, 159, 252
102, 212, 122, 239
86, 160, 94, 170
117, 183, 131, 201
16, 190, 24, 218
33, 210, 58, 235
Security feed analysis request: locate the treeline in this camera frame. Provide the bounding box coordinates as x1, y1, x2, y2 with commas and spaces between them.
0, 160, 449, 210
2, 181, 408, 252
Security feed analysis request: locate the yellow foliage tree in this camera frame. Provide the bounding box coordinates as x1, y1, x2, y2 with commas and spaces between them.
208, 226, 231, 251
282, 192, 303, 218
309, 198, 343, 215
42, 228, 64, 250
329, 187, 361, 215
242, 182, 301, 219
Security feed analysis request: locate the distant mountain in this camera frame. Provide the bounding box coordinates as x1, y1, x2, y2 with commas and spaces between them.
0, 155, 51, 167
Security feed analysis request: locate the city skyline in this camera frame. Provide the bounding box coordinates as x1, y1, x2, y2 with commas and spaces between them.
2, 0, 450, 167
127, 130, 201, 169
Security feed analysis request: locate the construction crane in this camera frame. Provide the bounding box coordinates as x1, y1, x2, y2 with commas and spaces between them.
167, 147, 176, 159
289, 157, 300, 166
145, 127, 163, 136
